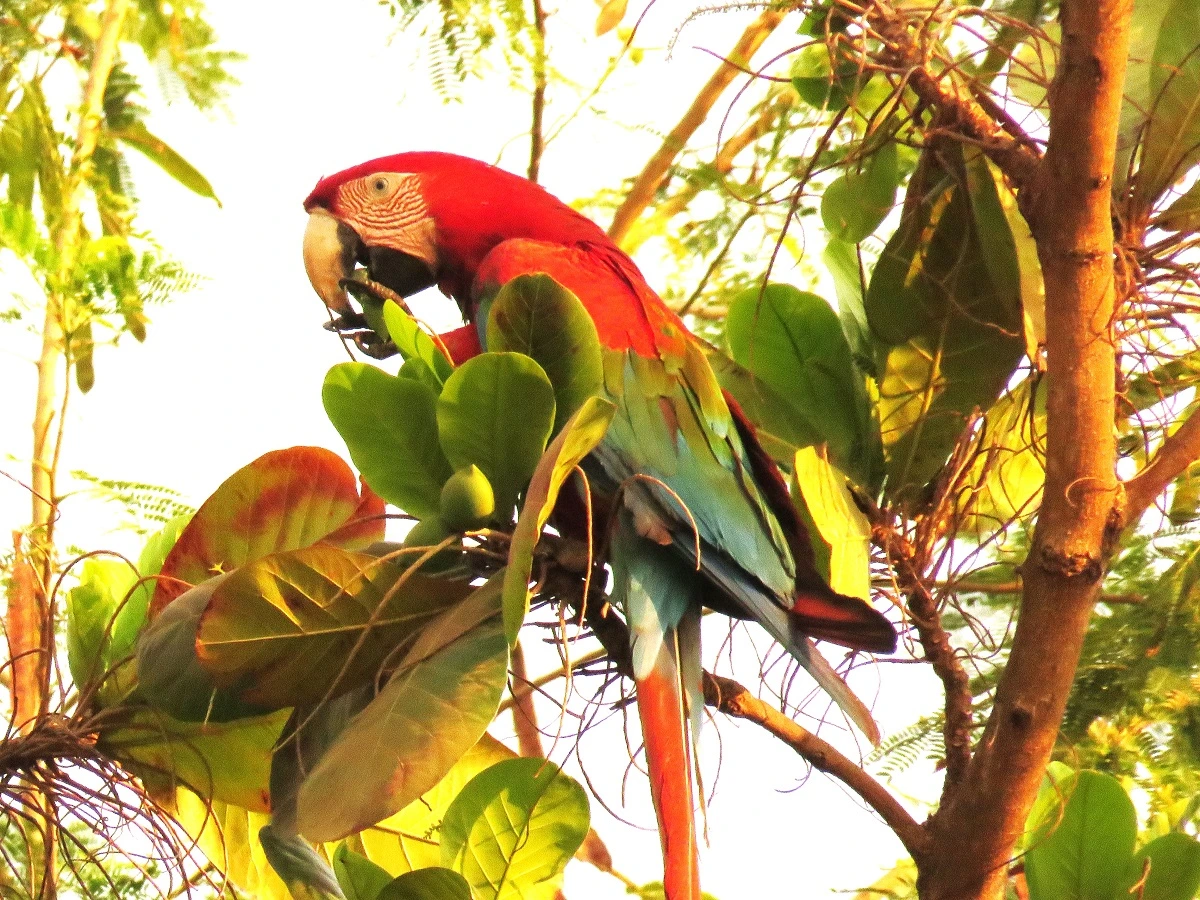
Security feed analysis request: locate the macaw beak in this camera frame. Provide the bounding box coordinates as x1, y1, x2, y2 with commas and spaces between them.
303, 208, 439, 313
303, 208, 359, 314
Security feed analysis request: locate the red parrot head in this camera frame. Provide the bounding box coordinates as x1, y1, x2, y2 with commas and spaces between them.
302, 151, 605, 316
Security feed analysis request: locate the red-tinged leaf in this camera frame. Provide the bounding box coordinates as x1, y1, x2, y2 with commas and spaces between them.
294, 576, 508, 842
99, 706, 287, 812
503, 397, 616, 643
152, 448, 383, 617
196, 546, 476, 709
356, 735, 516, 875
321, 481, 387, 548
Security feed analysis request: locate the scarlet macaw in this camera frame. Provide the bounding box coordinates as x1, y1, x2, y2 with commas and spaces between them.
302, 152, 895, 900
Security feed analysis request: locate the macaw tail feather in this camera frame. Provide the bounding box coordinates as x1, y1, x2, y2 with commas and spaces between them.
636, 626, 701, 900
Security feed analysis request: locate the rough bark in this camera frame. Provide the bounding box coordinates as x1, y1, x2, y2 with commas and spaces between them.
917, 2, 1133, 897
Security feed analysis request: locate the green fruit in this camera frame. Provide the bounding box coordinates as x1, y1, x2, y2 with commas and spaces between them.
439, 465, 496, 531
401, 516, 460, 573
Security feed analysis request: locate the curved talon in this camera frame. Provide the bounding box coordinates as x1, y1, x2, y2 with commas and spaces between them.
353, 334, 399, 359
323, 311, 370, 333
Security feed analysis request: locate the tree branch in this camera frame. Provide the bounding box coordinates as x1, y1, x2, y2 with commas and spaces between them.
527, 0, 547, 183
917, 1, 1134, 896
877, 529, 974, 795
864, 0, 1042, 190
703, 672, 930, 862
1124, 407, 1200, 523
607, 8, 785, 244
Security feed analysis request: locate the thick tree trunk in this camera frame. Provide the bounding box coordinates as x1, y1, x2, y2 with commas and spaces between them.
917, 2, 1133, 897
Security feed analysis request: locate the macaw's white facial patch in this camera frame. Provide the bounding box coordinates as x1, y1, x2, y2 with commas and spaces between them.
338, 172, 439, 270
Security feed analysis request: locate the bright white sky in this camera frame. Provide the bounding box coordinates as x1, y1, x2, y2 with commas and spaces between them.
1, 2, 944, 895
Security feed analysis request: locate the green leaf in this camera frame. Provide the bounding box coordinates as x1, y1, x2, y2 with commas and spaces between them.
195, 546, 477, 708
436, 352, 556, 519
724, 283, 876, 486
356, 736, 516, 875
294, 577, 508, 842
866, 146, 1026, 506
382, 301, 454, 383
324, 363, 453, 519
1019, 761, 1077, 855
441, 758, 590, 900
1121, 833, 1200, 900
110, 121, 220, 204
1132, 0, 1200, 210
1025, 770, 1138, 900
66, 555, 139, 698
99, 706, 287, 812
485, 273, 604, 432
790, 41, 867, 111
333, 844, 394, 900
957, 376, 1046, 529
820, 141, 898, 243
259, 825, 344, 900
822, 238, 876, 374
502, 397, 616, 643
153, 447, 385, 615
378, 869, 471, 900
791, 448, 871, 600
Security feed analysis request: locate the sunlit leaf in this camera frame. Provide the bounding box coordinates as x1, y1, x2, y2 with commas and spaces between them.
169, 791, 290, 900
791, 448, 871, 600
356, 735, 516, 876
485, 273, 604, 432
324, 364, 453, 519
382, 301, 454, 383
441, 758, 590, 900
196, 545, 477, 708
294, 577, 508, 842
822, 238, 876, 373
436, 352, 556, 520
502, 397, 615, 642
153, 447, 385, 615
99, 705, 287, 812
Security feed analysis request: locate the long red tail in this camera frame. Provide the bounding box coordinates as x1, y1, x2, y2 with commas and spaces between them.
636, 637, 700, 900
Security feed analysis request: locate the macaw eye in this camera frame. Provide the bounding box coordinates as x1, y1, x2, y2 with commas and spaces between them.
368, 175, 391, 197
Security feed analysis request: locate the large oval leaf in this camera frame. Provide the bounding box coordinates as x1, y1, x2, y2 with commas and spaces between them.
152, 447, 385, 616
136, 577, 272, 723
820, 140, 898, 243
440, 758, 590, 900
724, 283, 876, 486
196, 545, 476, 708
170, 792, 290, 900
294, 577, 509, 842
866, 145, 1027, 507
1120, 833, 1200, 900
436, 352, 556, 520
99, 705, 287, 812
356, 736, 516, 876
485, 274, 604, 432
378, 869, 471, 900
1025, 770, 1138, 900
324, 363, 453, 519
